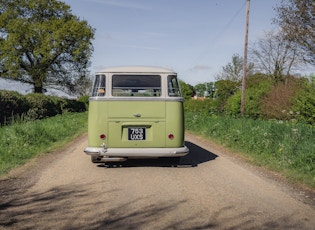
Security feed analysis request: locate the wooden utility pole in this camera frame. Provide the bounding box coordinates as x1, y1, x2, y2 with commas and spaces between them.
241, 0, 250, 116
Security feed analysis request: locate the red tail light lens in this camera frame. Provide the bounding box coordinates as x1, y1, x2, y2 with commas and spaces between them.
100, 134, 106, 140
168, 134, 174, 139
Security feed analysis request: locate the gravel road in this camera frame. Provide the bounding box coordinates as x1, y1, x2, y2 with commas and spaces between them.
1, 132, 314, 230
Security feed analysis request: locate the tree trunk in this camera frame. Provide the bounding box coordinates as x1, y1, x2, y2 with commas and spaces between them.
34, 84, 43, 93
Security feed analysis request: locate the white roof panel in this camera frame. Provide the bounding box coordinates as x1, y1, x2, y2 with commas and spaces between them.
97, 66, 175, 74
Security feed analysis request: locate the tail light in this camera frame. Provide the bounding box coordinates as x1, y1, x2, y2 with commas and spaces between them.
100, 134, 106, 140
168, 134, 174, 139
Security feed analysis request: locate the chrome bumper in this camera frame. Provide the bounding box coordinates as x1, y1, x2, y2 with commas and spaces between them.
84, 146, 189, 157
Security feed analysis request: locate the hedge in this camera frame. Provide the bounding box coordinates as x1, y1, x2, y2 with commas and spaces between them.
0, 90, 86, 125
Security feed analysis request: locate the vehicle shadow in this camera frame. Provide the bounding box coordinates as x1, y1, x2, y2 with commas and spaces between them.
98, 141, 218, 168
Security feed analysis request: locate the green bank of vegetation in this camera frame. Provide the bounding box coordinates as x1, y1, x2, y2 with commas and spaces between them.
185, 112, 315, 188
0, 112, 88, 176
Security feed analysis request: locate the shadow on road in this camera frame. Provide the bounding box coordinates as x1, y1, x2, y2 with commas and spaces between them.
97, 141, 218, 168
0, 182, 303, 230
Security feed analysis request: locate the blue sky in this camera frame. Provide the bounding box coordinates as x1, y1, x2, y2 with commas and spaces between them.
0, 0, 283, 93
63, 0, 282, 85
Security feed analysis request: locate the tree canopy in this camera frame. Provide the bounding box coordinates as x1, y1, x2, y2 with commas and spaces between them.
274, 0, 315, 64
216, 54, 254, 82
0, 0, 95, 93
250, 30, 302, 82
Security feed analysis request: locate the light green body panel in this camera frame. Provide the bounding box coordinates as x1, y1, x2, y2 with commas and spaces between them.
87, 100, 184, 148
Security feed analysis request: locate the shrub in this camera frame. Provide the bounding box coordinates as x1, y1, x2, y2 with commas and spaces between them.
184, 99, 217, 115
63, 99, 86, 113
25, 93, 64, 119
225, 75, 272, 118
260, 77, 305, 121
78, 95, 90, 110
292, 78, 315, 125
0, 90, 87, 125
0, 90, 30, 125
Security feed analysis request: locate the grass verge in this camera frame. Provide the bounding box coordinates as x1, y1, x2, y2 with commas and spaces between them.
0, 112, 88, 176
185, 112, 315, 188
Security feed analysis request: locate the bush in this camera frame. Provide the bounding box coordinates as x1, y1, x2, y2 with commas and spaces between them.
225, 75, 272, 118
0, 90, 87, 125
25, 93, 65, 119
63, 99, 86, 113
260, 77, 306, 121
78, 95, 90, 110
292, 78, 315, 125
0, 90, 30, 125
184, 99, 218, 115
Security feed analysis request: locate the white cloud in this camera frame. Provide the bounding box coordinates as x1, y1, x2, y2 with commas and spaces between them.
190, 64, 212, 71
84, 0, 151, 10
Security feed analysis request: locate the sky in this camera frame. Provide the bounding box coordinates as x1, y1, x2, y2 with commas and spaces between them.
62, 0, 282, 86
0, 0, 285, 94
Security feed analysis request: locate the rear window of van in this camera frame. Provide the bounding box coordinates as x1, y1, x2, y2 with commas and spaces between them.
112, 75, 161, 97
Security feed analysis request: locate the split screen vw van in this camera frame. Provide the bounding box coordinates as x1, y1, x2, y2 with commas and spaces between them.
84, 66, 189, 163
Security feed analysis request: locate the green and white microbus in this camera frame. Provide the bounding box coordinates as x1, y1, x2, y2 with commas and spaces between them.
84, 66, 189, 163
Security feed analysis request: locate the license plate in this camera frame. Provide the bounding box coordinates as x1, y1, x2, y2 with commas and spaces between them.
128, 128, 146, 140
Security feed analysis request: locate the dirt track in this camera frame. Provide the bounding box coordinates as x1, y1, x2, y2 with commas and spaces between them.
0, 132, 315, 229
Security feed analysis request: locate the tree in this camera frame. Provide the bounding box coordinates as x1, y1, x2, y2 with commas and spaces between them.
274, 0, 315, 64
0, 0, 95, 93
250, 30, 301, 82
216, 54, 254, 82
194, 82, 215, 98
179, 80, 194, 100
65, 73, 93, 96
214, 79, 239, 112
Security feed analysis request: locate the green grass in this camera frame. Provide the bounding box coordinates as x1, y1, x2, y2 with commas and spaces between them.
185, 112, 315, 188
0, 112, 88, 176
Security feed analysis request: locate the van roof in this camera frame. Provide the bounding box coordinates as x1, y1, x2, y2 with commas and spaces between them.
96, 66, 175, 74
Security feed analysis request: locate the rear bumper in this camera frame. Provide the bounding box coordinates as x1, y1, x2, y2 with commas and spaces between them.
84, 146, 189, 158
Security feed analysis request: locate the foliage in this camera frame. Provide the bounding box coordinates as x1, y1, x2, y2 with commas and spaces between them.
0, 90, 86, 125
225, 74, 273, 118
250, 30, 302, 82
274, 0, 315, 65
25, 93, 64, 119
216, 54, 254, 82
0, 0, 95, 93
194, 82, 215, 98
0, 112, 88, 175
260, 77, 306, 121
292, 76, 315, 124
184, 99, 217, 115
185, 112, 315, 188
179, 80, 195, 99
65, 74, 93, 97
0, 90, 30, 124
78, 95, 90, 110
214, 80, 240, 112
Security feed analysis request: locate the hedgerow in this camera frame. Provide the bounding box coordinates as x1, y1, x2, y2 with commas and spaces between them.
0, 90, 86, 125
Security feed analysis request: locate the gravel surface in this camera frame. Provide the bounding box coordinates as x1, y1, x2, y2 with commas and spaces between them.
0, 132, 314, 229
